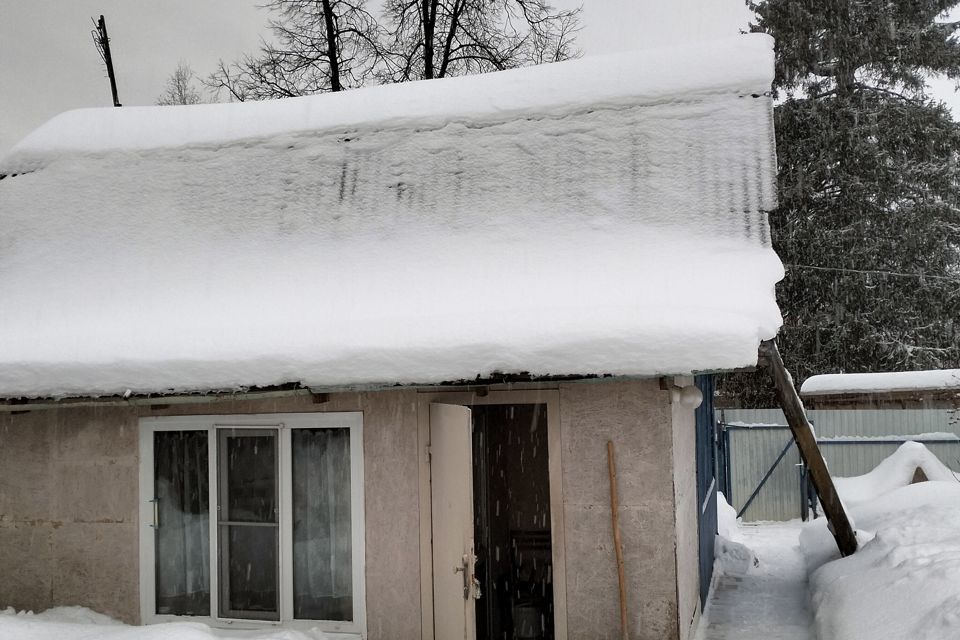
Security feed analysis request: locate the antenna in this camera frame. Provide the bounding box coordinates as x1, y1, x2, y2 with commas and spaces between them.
91, 15, 121, 107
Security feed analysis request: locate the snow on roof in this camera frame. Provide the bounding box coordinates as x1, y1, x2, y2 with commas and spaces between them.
801, 369, 960, 397
0, 35, 782, 399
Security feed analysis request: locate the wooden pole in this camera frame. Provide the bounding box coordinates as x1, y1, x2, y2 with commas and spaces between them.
759, 339, 858, 556
92, 15, 121, 107
607, 441, 630, 640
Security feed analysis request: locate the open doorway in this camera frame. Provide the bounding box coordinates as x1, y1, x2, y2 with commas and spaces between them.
472, 404, 554, 640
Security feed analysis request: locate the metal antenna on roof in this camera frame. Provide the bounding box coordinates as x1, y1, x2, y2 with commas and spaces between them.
91, 15, 122, 107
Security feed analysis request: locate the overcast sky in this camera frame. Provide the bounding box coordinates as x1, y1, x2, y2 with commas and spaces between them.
1, 0, 956, 156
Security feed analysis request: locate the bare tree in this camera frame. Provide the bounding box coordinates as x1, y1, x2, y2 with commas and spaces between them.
156, 61, 204, 105
206, 0, 385, 101
382, 0, 582, 81
204, 0, 581, 100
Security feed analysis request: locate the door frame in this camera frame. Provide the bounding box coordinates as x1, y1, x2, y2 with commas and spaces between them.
416, 388, 567, 640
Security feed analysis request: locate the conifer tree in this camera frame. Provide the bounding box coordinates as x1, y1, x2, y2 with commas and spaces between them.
721, 0, 960, 405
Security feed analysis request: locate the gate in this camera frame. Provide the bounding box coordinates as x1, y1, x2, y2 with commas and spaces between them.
694, 375, 717, 606
719, 410, 960, 521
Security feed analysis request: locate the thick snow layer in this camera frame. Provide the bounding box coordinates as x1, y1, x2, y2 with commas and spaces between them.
831, 441, 960, 507
713, 492, 759, 578
803, 482, 960, 640
2, 36, 773, 167
0, 607, 327, 639
0, 35, 781, 398
800, 368, 960, 396
817, 432, 960, 442
797, 443, 960, 640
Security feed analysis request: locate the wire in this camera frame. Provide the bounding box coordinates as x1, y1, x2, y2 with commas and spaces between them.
785, 263, 960, 282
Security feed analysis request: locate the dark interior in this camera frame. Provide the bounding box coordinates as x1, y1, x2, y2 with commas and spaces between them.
472, 404, 554, 640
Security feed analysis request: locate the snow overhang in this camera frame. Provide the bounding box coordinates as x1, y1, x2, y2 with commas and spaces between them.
0, 34, 783, 399
801, 369, 960, 397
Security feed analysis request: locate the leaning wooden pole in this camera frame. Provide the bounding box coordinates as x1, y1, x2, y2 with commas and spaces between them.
607, 441, 630, 640
92, 15, 121, 107
759, 339, 858, 556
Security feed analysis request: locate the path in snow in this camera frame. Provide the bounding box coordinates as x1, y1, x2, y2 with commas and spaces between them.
695, 522, 814, 640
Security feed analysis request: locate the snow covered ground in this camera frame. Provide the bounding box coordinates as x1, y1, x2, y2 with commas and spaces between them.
800, 442, 960, 640
695, 496, 813, 640
0, 606, 328, 640
700, 442, 960, 640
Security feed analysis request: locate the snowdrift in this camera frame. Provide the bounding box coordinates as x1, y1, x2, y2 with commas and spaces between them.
799, 443, 960, 640
0, 606, 327, 639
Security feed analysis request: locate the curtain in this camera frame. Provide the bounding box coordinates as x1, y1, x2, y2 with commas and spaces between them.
292, 428, 352, 621
154, 430, 210, 616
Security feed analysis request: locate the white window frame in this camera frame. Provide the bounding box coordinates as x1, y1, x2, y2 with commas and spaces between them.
139, 412, 365, 638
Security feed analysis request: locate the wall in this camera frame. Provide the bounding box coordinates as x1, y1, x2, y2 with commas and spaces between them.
558, 379, 680, 640
1, 380, 691, 640
670, 382, 701, 640
0, 407, 140, 620
0, 390, 422, 640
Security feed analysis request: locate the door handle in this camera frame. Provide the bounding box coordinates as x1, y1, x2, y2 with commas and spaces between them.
148, 498, 159, 529
455, 553, 482, 600
454, 554, 470, 600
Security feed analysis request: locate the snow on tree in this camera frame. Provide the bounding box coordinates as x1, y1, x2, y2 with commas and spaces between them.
720, 0, 960, 406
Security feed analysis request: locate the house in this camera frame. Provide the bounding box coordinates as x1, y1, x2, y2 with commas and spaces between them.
0, 35, 781, 640
801, 369, 960, 410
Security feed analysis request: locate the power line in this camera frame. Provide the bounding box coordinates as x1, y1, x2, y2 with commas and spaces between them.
785, 263, 960, 282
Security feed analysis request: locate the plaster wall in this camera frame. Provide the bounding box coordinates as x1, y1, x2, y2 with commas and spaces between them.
0, 407, 140, 621
557, 379, 680, 640
1, 380, 688, 640
0, 390, 422, 640
670, 386, 701, 640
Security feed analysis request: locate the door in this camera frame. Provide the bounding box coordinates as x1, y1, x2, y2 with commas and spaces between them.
430, 403, 478, 640
694, 374, 718, 606
472, 404, 554, 640
217, 428, 280, 621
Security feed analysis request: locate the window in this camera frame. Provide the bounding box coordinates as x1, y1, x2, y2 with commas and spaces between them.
138, 413, 365, 636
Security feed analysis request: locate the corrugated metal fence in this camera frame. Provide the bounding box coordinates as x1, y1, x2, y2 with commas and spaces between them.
719, 408, 960, 521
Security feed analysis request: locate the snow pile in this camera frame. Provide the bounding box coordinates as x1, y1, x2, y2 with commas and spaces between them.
832, 440, 960, 507
801, 368, 960, 396
0, 35, 781, 398
713, 491, 758, 577
798, 443, 960, 640
0, 606, 327, 639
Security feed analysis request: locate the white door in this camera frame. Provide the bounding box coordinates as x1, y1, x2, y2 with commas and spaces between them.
430, 403, 478, 640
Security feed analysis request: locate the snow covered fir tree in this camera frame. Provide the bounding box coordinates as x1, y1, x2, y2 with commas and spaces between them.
720, 0, 960, 406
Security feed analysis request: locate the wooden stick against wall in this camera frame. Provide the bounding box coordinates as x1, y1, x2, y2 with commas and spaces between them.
759, 339, 858, 556
607, 440, 630, 640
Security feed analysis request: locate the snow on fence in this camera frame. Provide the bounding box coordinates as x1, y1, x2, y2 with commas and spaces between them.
719, 408, 960, 521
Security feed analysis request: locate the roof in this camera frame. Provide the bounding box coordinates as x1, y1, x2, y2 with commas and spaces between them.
0, 35, 782, 399
801, 370, 960, 397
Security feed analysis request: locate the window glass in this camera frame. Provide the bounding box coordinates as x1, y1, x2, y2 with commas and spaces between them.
146, 417, 360, 628
154, 430, 210, 616
221, 524, 279, 617
224, 433, 277, 523
218, 429, 279, 620
292, 428, 353, 621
